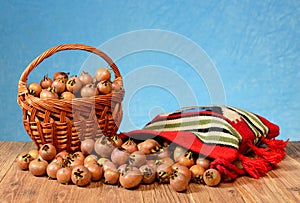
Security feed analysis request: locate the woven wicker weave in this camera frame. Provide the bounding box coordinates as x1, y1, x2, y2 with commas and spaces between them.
17, 44, 124, 152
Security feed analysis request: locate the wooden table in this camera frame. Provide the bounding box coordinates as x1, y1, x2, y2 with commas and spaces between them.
0, 142, 299, 203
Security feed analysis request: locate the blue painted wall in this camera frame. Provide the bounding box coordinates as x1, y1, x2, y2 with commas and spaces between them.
0, 0, 299, 141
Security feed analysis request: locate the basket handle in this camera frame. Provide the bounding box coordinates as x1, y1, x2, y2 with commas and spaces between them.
19, 44, 121, 85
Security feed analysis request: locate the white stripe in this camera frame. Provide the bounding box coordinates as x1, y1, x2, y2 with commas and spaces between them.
146, 115, 228, 128
145, 114, 242, 141
195, 131, 240, 142
147, 120, 235, 135
194, 132, 239, 148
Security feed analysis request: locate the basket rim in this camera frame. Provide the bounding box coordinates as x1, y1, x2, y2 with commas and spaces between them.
18, 43, 123, 97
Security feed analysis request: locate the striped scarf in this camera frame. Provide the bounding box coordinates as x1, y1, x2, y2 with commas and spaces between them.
121, 105, 288, 179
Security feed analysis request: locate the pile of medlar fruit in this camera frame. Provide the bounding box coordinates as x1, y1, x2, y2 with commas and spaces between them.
16, 135, 222, 192
27, 67, 123, 99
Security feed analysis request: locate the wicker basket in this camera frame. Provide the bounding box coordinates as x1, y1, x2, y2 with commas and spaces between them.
17, 44, 124, 152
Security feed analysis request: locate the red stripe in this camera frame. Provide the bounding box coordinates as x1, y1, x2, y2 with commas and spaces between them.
256, 115, 280, 139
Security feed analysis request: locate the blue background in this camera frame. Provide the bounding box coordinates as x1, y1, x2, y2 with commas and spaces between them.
0, 0, 299, 141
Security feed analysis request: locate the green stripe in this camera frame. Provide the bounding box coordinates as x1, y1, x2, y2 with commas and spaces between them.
194, 132, 239, 149
144, 117, 242, 142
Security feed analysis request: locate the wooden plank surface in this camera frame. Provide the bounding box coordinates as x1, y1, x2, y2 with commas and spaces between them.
0, 141, 299, 203
0, 142, 27, 182
286, 141, 300, 162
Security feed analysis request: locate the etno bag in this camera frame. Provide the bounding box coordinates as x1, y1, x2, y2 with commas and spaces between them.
121, 105, 288, 179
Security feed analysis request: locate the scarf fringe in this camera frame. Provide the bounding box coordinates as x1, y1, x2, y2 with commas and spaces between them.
210, 158, 245, 179
238, 154, 272, 179
238, 138, 288, 179
248, 137, 288, 165
261, 137, 289, 149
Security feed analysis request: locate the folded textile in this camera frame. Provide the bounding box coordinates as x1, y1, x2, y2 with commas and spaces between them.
120, 105, 288, 179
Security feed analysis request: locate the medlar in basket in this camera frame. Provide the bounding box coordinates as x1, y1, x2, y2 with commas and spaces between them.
40, 75, 53, 89
51, 79, 66, 94
53, 71, 69, 83
97, 80, 112, 95
94, 67, 111, 82
60, 91, 75, 99
78, 71, 93, 85
40, 88, 58, 99
66, 76, 82, 93
80, 83, 98, 98
28, 83, 42, 97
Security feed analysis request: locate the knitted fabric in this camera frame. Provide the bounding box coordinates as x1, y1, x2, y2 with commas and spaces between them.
120, 105, 288, 179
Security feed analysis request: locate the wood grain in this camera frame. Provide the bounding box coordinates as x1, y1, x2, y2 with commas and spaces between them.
286, 141, 300, 162
0, 142, 30, 182
0, 142, 299, 203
